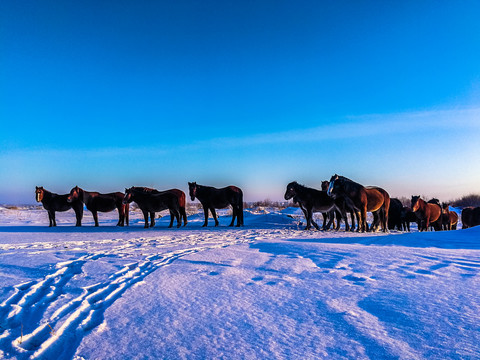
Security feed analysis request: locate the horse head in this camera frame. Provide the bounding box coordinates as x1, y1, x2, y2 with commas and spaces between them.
123, 187, 134, 204
188, 182, 197, 201
284, 182, 298, 200
321, 181, 329, 191
35, 186, 44, 202
327, 174, 340, 197
67, 186, 81, 203
441, 202, 450, 214
411, 196, 421, 212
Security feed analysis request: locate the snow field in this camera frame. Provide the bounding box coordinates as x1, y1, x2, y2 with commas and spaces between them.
0, 207, 479, 359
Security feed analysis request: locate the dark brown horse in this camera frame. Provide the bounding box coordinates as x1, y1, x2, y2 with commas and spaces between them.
323, 180, 358, 232
188, 182, 243, 227
35, 186, 83, 226
123, 187, 181, 228
441, 203, 458, 230
327, 175, 390, 232
123, 187, 187, 227
67, 186, 128, 227
411, 196, 441, 231
461, 207, 480, 229
284, 182, 338, 230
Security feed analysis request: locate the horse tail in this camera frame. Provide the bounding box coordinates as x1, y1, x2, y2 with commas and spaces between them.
177, 190, 188, 226
238, 189, 244, 226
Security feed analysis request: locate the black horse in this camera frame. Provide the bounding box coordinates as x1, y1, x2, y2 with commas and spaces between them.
327, 175, 390, 232
462, 207, 480, 229
284, 182, 337, 230
35, 186, 83, 226
188, 182, 243, 227
67, 186, 128, 227
388, 198, 404, 231
123, 187, 181, 228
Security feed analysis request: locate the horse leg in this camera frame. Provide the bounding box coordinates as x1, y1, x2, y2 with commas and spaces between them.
49, 211, 56, 227
168, 210, 174, 228
142, 210, 149, 228
175, 209, 181, 228
324, 211, 334, 231
210, 208, 219, 227
229, 206, 236, 227
117, 206, 124, 227
361, 207, 367, 232
335, 210, 341, 231
150, 212, 155, 228
236, 204, 243, 226
321, 213, 327, 230
202, 206, 209, 227
180, 207, 188, 226
92, 211, 99, 227
74, 206, 83, 226
125, 204, 129, 226
305, 208, 312, 230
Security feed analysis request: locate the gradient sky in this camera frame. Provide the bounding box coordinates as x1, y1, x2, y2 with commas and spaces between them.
1, 0, 480, 204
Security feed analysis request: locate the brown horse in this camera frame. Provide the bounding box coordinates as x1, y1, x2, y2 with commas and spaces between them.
284, 182, 337, 230
411, 196, 441, 231
461, 207, 480, 229
35, 186, 83, 226
188, 182, 243, 227
67, 186, 128, 227
123, 187, 181, 228
327, 175, 390, 232
441, 203, 458, 230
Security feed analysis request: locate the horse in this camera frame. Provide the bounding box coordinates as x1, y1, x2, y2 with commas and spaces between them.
123, 187, 181, 228
411, 196, 441, 231
461, 207, 480, 229
123, 187, 187, 227
284, 182, 337, 230
388, 198, 404, 231
188, 182, 243, 227
35, 186, 83, 226
67, 186, 128, 227
441, 203, 458, 230
327, 175, 390, 232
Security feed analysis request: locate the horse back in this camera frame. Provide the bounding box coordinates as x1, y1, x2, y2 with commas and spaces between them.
365, 187, 389, 212
164, 189, 186, 208
87, 192, 120, 211
46, 193, 72, 212
426, 203, 441, 222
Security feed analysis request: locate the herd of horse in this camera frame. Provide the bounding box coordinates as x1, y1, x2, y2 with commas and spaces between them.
34, 175, 480, 231
34, 182, 243, 228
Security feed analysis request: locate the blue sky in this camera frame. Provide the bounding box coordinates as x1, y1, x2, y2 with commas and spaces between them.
1, 0, 480, 203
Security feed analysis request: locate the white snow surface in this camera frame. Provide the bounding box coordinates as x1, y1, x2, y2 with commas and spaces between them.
0, 207, 479, 360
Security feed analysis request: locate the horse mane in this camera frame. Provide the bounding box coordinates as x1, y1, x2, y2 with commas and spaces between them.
336, 175, 362, 187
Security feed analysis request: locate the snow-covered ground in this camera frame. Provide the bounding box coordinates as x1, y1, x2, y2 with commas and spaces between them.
0, 206, 479, 360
